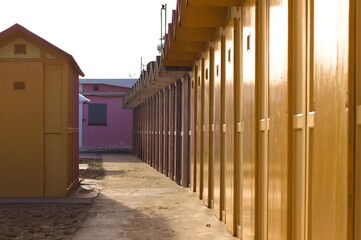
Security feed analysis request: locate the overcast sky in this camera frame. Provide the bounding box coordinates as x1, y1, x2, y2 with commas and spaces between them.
0, 0, 176, 79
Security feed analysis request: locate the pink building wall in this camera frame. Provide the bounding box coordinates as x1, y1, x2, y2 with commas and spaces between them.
81, 84, 133, 150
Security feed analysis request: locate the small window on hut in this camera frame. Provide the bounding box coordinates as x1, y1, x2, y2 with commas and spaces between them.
88, 103, 107, 125
14, 44, 26, 54
14, 81, 25, 90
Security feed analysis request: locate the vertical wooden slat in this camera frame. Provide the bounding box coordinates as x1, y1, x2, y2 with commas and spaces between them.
220, 35, 227, 224
181, 75, 190, 187
257, 0, 270, 237
308, 0, 351, 239
158, 90, 164, 173
267, 0, 291, 239
240, 1, 257, 238
355, 0, 361, 238
152, 97, 156, 167
209, 47, 215, 209
169, 85, 175, 179
224, 18, 236, 234
187, 74, 192, 186
196, 60, 204, 199
176, 80, 182, 184
155, 94, 159, 170
191, 66, 198, 191
142, 104, 145, 160
203, 49, 211, 207
136, 107, 139, 157
164, 88, 169, 176
150, 98, 154, 165
173, 83, 177, 181
291, 0, 307, 239
146, 100, 150, 164
213, 36, 224, 220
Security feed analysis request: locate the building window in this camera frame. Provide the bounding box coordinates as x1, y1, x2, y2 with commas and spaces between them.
88, 103, 107, 125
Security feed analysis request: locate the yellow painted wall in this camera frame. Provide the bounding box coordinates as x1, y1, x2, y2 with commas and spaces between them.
308, 0, 351, 239
257, 1, 270, 238
163, 90, 169, 175
44, 64, 68, 197
0, 62, 44, 197
129, 0, 358, 238
240, 1, 256, 238
0, 38, 41, 58
224, 18, 236, 234
191, 71, 197, 191
0, 35, 78, 198
355, 0, 361, 238
190, 1, 355, 238
291, 0, 307, 240
203, 49, 211, 207
159, 91, 164, 174
212, 36, 225, 220
267, 0, 291, 239
195, 60, 204, 199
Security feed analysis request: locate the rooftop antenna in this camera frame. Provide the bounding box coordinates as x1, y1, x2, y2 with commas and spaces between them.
140, 57, 143, 75
159, 4, 167, 53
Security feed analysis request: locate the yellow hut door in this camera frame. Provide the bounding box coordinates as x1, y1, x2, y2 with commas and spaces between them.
355, 0, 361, 237
307, 0, 352, 239
0, 62, 44, 197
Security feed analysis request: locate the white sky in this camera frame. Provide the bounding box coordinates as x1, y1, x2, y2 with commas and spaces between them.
0, 0, 177, 78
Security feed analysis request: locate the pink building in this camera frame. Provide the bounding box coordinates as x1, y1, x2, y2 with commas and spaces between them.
79, 79, 136, 151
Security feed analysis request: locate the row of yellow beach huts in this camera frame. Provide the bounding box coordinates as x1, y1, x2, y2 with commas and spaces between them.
124, 0, 361, 239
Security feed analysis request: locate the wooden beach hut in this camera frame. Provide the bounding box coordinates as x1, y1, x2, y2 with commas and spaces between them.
0, 24, 84, 197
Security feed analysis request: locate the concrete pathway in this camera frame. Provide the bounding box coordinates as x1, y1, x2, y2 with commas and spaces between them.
73, 153, 237, 240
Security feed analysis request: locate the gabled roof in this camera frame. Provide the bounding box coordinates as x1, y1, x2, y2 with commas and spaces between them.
0, 23, 84, 77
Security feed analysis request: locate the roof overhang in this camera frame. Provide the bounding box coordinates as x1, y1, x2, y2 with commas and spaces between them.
123, 0, 243, 108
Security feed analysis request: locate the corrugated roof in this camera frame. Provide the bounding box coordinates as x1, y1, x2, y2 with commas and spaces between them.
80, 78, 137, 88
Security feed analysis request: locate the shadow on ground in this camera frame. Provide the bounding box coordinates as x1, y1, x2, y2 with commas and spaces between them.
0, 153, 174, 240
74, 193, 176, 240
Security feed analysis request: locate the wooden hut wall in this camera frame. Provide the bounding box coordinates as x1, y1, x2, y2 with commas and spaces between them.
224, 18, 237, 234
159, 91, 164, 174
202, 49, 211, 208
168, 84, 175, 179
175, 80, 183, 184
164, 87, 170, 176
0, 25, 82, 198
356, 1, 361, 237
239, 1, 256, 237
195, 59, 204, 199
129, 0, 358, 238
307, 1, 351, 238
130, 75, 191, 188
182, 75, 191, 187
212, 36, 225, 221
267, 0, 291, 239
153, 96, 157, 168
191, 67, 198, 192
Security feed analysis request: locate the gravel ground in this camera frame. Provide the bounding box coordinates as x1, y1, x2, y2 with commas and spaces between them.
0, 153, 236, 240
0, 204, 90, 240
0, 155, 104, 240
79, 158, 105, 180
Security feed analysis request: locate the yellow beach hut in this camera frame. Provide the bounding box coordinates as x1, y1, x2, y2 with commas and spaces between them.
0, 24, 84, 197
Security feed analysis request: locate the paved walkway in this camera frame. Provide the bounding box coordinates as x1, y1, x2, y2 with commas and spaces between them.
73, 153, 236, 240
